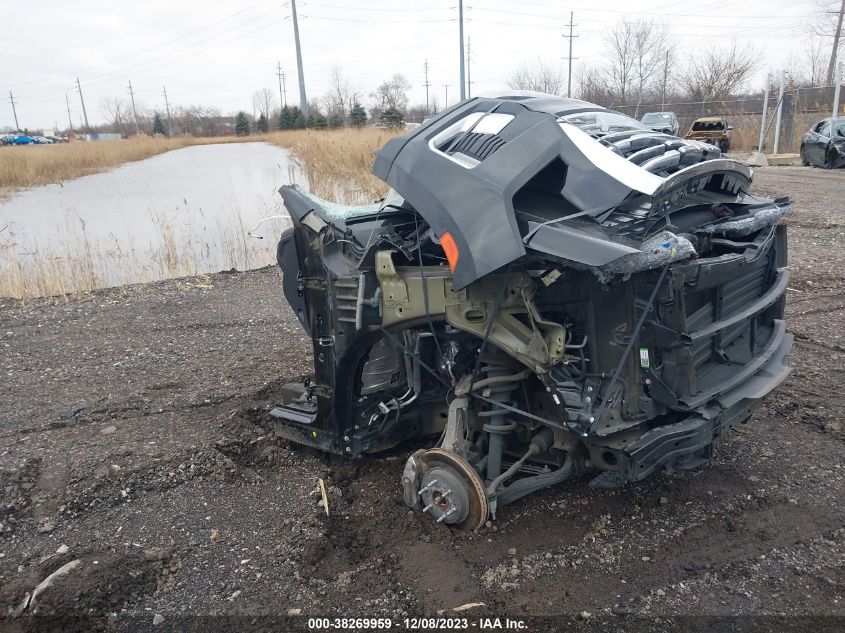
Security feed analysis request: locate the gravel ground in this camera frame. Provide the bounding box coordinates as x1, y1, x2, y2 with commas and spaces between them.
0, 166, 843, 632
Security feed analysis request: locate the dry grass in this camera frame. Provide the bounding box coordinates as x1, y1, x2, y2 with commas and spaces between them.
1, 136, 210, 195
266, 127, 402, 203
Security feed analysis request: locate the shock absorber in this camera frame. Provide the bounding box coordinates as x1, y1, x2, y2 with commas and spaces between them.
477, 365, 519, 484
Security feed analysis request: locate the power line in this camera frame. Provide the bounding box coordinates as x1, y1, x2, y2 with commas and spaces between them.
468, 5, 803, 29
490, 0, 805, 19
0, 0, 278, 89
302, 1, 453, 12
9, 91, 20, 130
299, 14, 452, 24
561, 12, 578, 98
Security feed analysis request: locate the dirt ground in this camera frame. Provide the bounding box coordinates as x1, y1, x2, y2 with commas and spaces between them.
0, 166, 843, 632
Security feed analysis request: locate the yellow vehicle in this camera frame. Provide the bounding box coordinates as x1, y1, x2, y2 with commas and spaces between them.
685, 116, 732, 153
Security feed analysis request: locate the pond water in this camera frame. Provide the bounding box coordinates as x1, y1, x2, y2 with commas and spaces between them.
0, 142, 306, 298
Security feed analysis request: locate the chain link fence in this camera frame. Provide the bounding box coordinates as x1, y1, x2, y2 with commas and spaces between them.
614, 86, 841, 153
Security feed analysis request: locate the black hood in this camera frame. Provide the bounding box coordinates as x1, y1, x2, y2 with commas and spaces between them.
373, 92, 756, 290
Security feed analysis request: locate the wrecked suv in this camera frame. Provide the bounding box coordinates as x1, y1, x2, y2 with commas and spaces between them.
685, 116, 732, 153
272, 93, 792, 530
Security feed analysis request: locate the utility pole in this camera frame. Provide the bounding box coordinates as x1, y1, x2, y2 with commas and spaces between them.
65, 93, 74, 133
162, 85, 173, 138
826, 0, 845, 85
458, 0, 466, 101
661, 51, 669, 111
276, 61, 287, 108
758, 73, 771, 152
423, 60, 431, 113
8, 91, 19, 131
443, 83, 450, 108
290, 0, 308, 116
466, 37, 472, 98
834, 60, 844, 117
75, 77, 90, 131
773, 70, 786, 155
127, 80, 140, 135
562, 12, 578, 98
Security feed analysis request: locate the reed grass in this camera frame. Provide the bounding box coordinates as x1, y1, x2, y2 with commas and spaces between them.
0, 207, 280, 299
266, 127, 402, 203
0, 136, 240, 196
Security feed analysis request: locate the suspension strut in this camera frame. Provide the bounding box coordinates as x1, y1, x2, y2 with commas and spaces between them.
477, 365, 519, 483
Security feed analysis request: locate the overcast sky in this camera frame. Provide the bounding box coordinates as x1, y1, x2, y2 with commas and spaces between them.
0, 0, 822, 130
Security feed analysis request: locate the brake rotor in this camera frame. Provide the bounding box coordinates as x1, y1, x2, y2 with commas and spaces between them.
417, 448, 488, 531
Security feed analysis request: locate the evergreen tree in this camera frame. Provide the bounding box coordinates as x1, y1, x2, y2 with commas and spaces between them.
378, 107, 404, 128
349, 102, 367, 127
308, 110, 327, 129
235, 111, 250, 136
278, 106, 292, 130
152, 113, 166, 135
256, 113, 269, 133
292, 107, 307, 129
328, 112, 344, 129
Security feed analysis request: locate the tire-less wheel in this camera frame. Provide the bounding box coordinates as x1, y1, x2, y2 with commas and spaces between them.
800, 146, 810, 166
416, 449, 488, 531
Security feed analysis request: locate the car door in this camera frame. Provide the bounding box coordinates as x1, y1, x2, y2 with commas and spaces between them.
805, 120, 831, 165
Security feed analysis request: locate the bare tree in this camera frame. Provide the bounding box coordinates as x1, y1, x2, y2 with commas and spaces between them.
786, 36, 828, 86
576, 65, 614, 106
251, 88, 277, 119
602, 19, 670, 107
99, 97, 129, 134
506, 59, 564, 94
678, 43, 760, 102
173, 104, 223, 136
371, 73, 412, 112
329, 66, 352, 115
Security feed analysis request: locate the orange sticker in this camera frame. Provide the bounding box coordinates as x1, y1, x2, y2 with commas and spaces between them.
440, 231, 460, 272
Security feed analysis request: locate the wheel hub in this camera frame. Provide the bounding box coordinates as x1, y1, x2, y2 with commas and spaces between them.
415, 449, 488, 531
419, 467, 470, 525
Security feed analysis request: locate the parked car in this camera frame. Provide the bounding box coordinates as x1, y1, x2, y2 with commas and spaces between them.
7, 135, 35, 145
32, 136, 53, 144
640, 111, 679, 136
684, 116, 732, 152
800, 117, 845, 169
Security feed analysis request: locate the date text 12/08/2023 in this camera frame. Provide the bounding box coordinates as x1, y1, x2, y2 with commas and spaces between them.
307, 617, 528, 630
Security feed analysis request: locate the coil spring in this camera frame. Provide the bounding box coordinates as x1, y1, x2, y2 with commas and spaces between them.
478, 365, 519, 482
478, 365, 519, 432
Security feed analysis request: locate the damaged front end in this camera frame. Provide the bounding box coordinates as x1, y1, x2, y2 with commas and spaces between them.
271, 93, 792, 529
